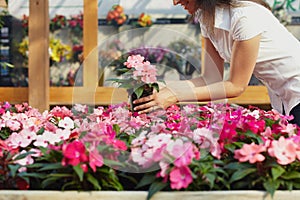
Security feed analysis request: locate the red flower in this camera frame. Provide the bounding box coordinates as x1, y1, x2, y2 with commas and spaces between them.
15, 177, 30, 190
62, 140, 88, 166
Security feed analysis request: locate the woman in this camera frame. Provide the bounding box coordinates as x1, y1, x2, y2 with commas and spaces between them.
133, 0, 300, 126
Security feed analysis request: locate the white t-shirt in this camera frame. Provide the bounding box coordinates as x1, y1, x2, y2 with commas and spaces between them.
198, 1, 300, 115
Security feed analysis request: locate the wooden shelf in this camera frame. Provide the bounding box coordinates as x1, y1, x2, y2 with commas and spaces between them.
0, 86, 270, 107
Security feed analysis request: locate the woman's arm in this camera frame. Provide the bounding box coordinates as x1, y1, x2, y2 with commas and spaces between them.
189, 37, 225, 87
190, 34, 261, 101
134, 35, 260, 113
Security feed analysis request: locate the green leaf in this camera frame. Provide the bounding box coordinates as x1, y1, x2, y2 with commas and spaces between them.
36, 127, 45, 135
205, 173, 216, 189
134, 86, 144, 99
26, 163, 45, 168
48, 173, 73, 178
103, 159, 126, 168
73, 165, 84, 182
38, 163, 63, 171
113, 124, 121, 134
106, 78, 123, 82
286, 182, 293, 191
229, 168, 257, 183
224, 162, 251, 170
41, 177, 61, 188
224, 143, 237, 153
147, 181, 168, 200
152, 83, 159, 92
244, 131, 264, 144
263, 179, 280, 198
86, 174, 101, 190
135, 173, 157, 189
21, 172, 47, 179
61, 181, 78, 190
271, 165, 285, 180
8, 164, 20, 177
281, 171, 300, 180
13, 151, 35, 161
292, 182, 300, 189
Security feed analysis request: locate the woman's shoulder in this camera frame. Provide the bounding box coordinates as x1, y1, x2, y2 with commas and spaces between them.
230, 1, 272, 17
229, 1, 274, 26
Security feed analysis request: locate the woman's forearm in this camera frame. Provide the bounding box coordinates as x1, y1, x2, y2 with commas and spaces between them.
165, 79, 245, 103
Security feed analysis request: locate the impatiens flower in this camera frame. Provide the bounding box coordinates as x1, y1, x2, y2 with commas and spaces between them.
169, 166, 193, 189
58, 116, 74, 130
14, 150, 34, 166
281, 123, 297, 136
5, 119, 21, 131
268, 136, 297, 165
33, 130, 61, 147
56, 128, 71, 140
146, 133, 172, 150
133, 61, 157, 83
158, 161, 170, 178
49, 106, 73, 119
124, 54, 145, 69
62, 140, 88, 166
261, 126, 273, 138
131, 147, 154, 168
6, 129, 37, 148
192, 127, 221, 158
234, 142, 266, 163
89, 148, 104, 172
73, 104, 88, 113
166, 139, 196, 167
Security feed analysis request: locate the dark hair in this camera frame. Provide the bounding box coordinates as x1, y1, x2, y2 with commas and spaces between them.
197, 0, 271, 35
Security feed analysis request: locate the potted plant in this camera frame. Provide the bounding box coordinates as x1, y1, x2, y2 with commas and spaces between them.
106, 54, 161, 111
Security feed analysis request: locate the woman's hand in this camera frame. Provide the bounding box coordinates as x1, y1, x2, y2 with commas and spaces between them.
133, 87, 178, 114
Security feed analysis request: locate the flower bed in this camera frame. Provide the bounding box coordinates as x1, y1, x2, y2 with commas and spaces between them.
0, 101, 300, 199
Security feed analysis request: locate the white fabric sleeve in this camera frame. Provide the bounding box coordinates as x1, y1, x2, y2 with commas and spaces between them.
231, 15, 263, 41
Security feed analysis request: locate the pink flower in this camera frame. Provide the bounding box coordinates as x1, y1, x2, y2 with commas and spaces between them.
146, 133, 172, 150
133, 61, 157, 83
6, 119, 21, 131
131, 147, 154, 168
166, 139, 196, 167
55, 128, 71, 140
158, 161, 170, 178
112, 139, 127, 150
268, 136, 297, 165
62, 140, 88, 166
192, 128, 221, 158
169, 166, 193, 189
14, 150, 34, 166
49, 106, 73, 119
89, 148, 103, 172
74, 104, 88, 113
281, 123, 297, 136
261, 126, 273, 138
234, 142, 266, 163
7, 129, 37, 148
124, 54, 145, 68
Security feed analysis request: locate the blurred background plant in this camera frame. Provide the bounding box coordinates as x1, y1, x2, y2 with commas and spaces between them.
67, 13, 83, 38
271, 0, 292, 26
17, 13, 84, 86
106, 5, 128, 27
50, 14, 67, 32
135, 13, 153, 28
